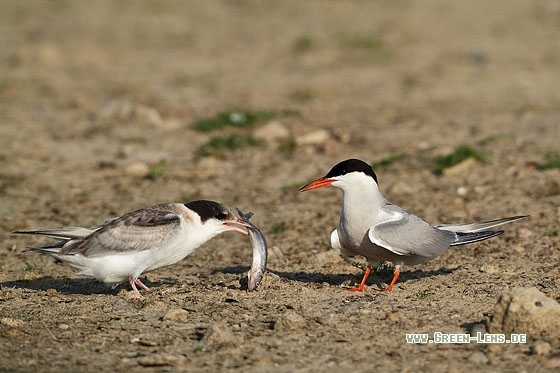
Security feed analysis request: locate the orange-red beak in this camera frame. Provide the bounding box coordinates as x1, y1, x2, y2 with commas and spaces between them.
298, 177, 334, 192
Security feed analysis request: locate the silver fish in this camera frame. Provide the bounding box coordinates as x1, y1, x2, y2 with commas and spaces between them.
236, 208, 267, 291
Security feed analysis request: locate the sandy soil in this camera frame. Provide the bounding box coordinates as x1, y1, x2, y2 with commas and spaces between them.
1, 1, 559, 372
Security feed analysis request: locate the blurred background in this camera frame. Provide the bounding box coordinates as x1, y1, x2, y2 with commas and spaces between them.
0, 1, 559, 370
2, 0, 558, 217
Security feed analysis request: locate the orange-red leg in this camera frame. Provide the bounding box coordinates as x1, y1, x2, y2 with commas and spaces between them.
376, 268, 401, 292
349, 264, 371, 292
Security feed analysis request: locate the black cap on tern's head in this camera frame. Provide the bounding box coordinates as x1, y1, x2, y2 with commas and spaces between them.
185, 200, 234, 222
185, 200, 251, 235
324, 159, 378, 183
299, 158, 378, 192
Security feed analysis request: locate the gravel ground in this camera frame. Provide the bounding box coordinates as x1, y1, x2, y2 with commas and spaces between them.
1, 1, 559, 372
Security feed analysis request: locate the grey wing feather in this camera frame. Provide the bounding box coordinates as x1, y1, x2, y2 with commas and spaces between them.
72, 205, 183, 257
434, 215, 527, 233
368, 212, 456, 258
15, 227, 94, 255
16, 204, 185, 258
14, 227, 95, 240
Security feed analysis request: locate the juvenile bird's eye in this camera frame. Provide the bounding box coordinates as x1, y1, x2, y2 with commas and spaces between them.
214, 212, 228, 220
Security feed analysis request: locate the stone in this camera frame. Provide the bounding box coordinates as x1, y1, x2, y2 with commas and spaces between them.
296, 129, 330, 146
131, 151, 170, 165
253, 120, 290, 142
16, 43, 63, 67
124, 162, 150, 178
517, 227, 534, 239
275, 311, 306, 331
442, 157, 478, 177
479, 264, 500, 274
1, 317, 24, 328
535, 179, 560, 197
97, 99, 134, 120
317, 312, 338, 326
136, 354, 185, 367
202, 322, 239, 345
133, 105, 163, 126
456, 186, 468, 197
163, 309, 189, 323
530, 340, 552, 356
387, 181, 414, 195
489, 287, 560, 338
313, 250, 342, 266
467, 351, 489, 365
384, 313, 399, 322
96, 101, 163, 126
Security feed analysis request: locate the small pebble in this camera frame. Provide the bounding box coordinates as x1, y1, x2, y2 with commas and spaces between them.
1, 317, 24, 328
133, 105, 162, 126
530, 340, 552, 356
517, 227, 534, 239
317, 312, 338, 326
125, 162, 150, 178
384, 313, 399, 322
296, 129, 330, 146
136, 354, 185, 367
388, 181, 414, 195
253, 120, 290, 142
457, 186, 468, 197
163, 309, 189, 323
313, 250, 342, 266
202, 322, 239, 345
468, 351, 489, 365
275, 311, 306, 331
442, 158, 478, 177
480, 264, 499, 274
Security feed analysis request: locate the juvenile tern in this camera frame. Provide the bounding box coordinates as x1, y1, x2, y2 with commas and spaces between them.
15, 200, 251, 295
299, 158, 527, 291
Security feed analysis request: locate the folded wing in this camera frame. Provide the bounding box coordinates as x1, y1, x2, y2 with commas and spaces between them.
368, 212, 456, 258
74, 204, 183, 257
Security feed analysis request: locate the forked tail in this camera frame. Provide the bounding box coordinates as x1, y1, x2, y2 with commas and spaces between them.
450, 230, 504, 246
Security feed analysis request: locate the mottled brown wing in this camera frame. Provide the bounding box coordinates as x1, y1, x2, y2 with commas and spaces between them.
66, 204, 184, 257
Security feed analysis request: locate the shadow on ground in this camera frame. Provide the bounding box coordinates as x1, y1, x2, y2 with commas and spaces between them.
217, 265, 459, 288
0, 276, 179, 295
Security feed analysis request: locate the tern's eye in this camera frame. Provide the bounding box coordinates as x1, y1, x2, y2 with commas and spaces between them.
214, 212, 228, 220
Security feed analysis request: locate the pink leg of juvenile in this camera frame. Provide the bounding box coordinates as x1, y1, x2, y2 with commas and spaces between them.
135, 278, 151, 291
128, 275, 141, 296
